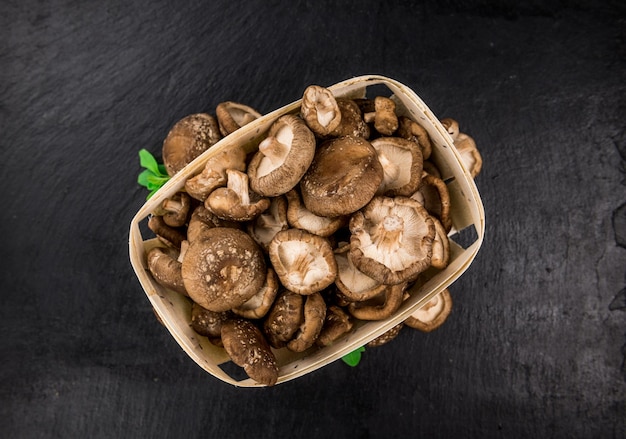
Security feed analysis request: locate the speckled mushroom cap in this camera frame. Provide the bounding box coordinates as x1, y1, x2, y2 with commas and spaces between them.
349, 196, 436, 285
221, 318, 279, 386
326, 98, 370, 139
181, 227, 267, 312
248, 114, 316, 197
268, 228, 338, 295
299, 135, 384, 217
162, 113, 222, 177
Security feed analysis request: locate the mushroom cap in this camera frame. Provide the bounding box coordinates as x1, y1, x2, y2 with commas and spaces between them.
232, 268, 279, 319
221, 318, 279, 386
205, 169, 270, 222
371, 96, 399, 136
190, 303, 232, 346
184, 145, 247, 202
348, 282, 406, 321
366, 323, 404, 347
161, 192, 192, 228
315, 305, 353, 347
300, 85, 342, 137
334, 243, 386, 302
186, 205, 240, 244
146, 246, 188, 296
440, 118, 460, 141
148, 215, 186, 249
215, 101, 262, 136
162, 113, 222, 176
371, 137, 423, 197
404, 288, 453, 332
285, 189, 346, 237
413, 172, 452, 232
246, 195, 289, 251
327, 98, 370, 139
287, 292, 327, 352
455, 132, 482, 178
269, 229, 338, 295
299, 136, 384, 217
181, 227, 267, 312
349, 196, 436, 285
248, 114, 316, 197
263, 289, 305, 348
397, 116, 432, 160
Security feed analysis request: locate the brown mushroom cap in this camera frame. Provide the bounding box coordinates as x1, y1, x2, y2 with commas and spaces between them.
148, 215, 186, 249
455, 133, 482, 178
161, 192, 192, 228
299, 136, 384, 217
404, 288, 453, 332
268, 229, 338, 295
348, 282, 406, 321
366, 323, 404, 347
412, 172, 452, 233
232, 268, 279, 320
221, 318, 279, 386
397, 116, 432, 160
190, 303, 232, 346
316, 305, 354, 347
349, 196, 436, 285
371, 137, 423, 197
327, 98, 370, 139
146, 246, 188, 296
440, 118, 460, 140
205, 169, 270, 222
247, 114, 316, 197
162, 113, 222, 177
285, 189, 346, 237
263, 289, 305, 348
286, 292, 327, 352
300, 85, 342, 137
186, 205, 240, 244
215, 101, 262, 136
181, 227, 267, 312
184, 145, 247, 202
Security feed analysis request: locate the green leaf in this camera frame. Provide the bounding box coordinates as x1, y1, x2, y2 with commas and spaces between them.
137, 169, 153, 187
139, 149, 160, 175
157, 164, 168, 176
341, 346, 365, 367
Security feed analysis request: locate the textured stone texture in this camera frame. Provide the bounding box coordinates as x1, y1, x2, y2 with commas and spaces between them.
2, 1, 625, 438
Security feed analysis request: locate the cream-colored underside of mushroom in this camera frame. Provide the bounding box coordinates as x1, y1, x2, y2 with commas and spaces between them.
336, 252, 380, 292
293, 208, 334, 233
376, 146, 413, 191
411, 293, 444, 322
229, 106, 258, 126
256, 125, 294, 177
277, 241, 331, 287
359, 205, 431, 272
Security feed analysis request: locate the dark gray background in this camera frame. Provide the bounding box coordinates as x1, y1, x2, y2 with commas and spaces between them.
2, 1, 625, 438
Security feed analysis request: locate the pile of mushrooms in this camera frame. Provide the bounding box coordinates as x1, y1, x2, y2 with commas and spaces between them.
145, 85, 481, 386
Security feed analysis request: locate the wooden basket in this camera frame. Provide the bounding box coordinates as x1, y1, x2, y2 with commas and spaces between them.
128, 75, 485, 387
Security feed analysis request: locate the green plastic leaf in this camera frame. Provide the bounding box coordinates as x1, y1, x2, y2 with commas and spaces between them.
139, 149, 160, 175
341, 346, 365, 367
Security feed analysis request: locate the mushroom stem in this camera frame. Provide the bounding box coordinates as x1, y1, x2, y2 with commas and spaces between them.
226, 169, 251, 206
162, 198, 183, 214
371, 215, 404, 252
258, 136, 289, 166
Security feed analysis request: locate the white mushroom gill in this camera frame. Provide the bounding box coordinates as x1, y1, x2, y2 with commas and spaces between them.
412, 293, 444, 322
278, 241, 330, 287
376, 147, 412, 190
305, 87, 336, 128
336, 251, 380, 292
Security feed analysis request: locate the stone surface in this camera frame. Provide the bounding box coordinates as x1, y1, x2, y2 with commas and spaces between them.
2, 1, 625, 438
